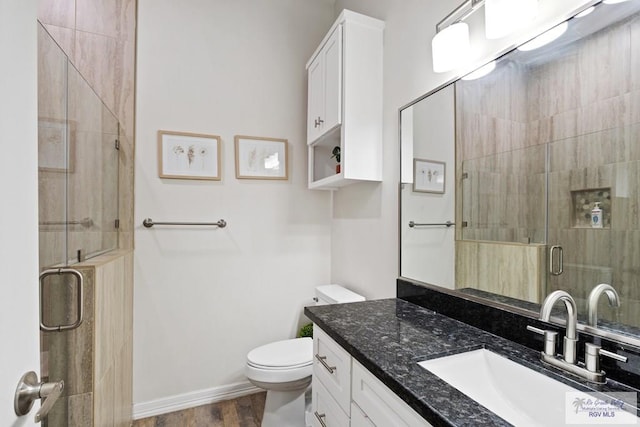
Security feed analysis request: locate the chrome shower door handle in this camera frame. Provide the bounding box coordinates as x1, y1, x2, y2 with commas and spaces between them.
39, 267, 84, 331
549, 245, 563, 276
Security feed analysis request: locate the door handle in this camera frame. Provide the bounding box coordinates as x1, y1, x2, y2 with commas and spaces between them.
315, 354, 336, 374
14, 371, 64, 422
314, 411, 328, 427
39, 268, 84, 332
549, 245, 563, 276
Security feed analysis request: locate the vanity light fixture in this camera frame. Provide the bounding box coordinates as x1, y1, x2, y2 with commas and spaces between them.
485, 0, 538, 39
461, 60, 496, 80
517, 21, 568, 51
431, 0, 483, 73
431, 0, 540, 72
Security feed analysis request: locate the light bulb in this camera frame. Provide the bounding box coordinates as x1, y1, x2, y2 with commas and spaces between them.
432, 22, 471, 73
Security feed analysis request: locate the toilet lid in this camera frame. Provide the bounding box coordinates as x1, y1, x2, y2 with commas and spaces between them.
247, 337, 312, 369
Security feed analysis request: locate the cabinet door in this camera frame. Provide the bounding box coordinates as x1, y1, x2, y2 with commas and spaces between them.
307, 25, 342, 145
312, 376, 350, 427
313, 326, 352, 415
321, 25, 342, 135
307, 54, 324, 143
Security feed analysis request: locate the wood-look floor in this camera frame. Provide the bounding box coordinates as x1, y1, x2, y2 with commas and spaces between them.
132, 392, 266, 427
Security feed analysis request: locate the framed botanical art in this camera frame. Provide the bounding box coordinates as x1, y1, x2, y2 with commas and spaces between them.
158, 130, 221, 180
234, 135, 288, 180
413, 159, 445, 194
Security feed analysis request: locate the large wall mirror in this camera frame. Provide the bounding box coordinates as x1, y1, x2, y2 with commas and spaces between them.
400, 0, 640, 343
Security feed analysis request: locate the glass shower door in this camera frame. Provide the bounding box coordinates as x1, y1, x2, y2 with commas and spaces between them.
546, 125, 638, 329
66, 65, 119, 264
461, 144, 547, 244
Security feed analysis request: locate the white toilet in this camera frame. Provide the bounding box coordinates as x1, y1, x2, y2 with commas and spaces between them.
246, 284, 365, 427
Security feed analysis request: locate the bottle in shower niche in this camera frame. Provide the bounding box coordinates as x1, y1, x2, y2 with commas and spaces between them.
591, 202, 603, 228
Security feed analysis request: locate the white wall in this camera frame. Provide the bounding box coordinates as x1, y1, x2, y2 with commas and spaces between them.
330, 0, 594, 299
134, 0, 335, 411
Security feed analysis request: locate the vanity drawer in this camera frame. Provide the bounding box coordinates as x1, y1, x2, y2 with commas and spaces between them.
352, 359, 432, 426
350, 402, 374, 427
313, 326, 352, 415
312, 376, 350, 427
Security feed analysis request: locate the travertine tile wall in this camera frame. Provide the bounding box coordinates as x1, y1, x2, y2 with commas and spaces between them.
456, 12, 640, 326
43, 250, 133, 427
92, 250, 134, 427
456, 240, 545, 303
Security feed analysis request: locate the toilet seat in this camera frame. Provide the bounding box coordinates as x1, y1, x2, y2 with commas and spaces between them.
246, 337, 313, 384
247, 337, 312, 369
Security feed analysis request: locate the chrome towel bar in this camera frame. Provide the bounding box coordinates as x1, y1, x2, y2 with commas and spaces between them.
409, 221, 455, 228
142, 218, 227, 228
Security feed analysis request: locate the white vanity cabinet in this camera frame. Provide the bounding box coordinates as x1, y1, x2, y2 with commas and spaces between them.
306, 10, 384, 190
312, 326, 432, 427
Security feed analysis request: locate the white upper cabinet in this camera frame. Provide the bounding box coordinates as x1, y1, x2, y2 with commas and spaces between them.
307, 25, 342, 143
306, 10, 384, 190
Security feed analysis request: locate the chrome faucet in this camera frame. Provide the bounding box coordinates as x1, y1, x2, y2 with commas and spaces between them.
540, 290, 578, 364
528, 290, 628, 383
587, 284, 620, 327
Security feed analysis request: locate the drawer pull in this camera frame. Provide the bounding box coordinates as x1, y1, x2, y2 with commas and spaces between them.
315, 354, 336, 374
314, 411, 328, 427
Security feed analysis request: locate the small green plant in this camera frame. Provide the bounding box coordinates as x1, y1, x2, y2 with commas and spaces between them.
330, 146, 341, 163
297, 322, 313, 338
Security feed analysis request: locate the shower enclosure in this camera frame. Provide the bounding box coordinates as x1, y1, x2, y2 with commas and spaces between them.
38, 23, 125, 425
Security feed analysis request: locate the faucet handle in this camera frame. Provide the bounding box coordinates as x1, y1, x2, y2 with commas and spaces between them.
527, 325, 558, 356
585, 343, 628, 373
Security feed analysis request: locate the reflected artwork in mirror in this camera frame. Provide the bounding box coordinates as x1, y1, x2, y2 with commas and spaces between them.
400, 0, 640, 344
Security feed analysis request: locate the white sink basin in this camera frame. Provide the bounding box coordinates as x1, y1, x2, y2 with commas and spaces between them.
418, 348, 637, 426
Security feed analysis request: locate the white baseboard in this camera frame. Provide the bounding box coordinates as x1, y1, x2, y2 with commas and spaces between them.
133, 381, 262, 420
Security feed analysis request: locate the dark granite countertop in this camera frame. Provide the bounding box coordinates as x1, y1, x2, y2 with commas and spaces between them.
304, 298, 640, 427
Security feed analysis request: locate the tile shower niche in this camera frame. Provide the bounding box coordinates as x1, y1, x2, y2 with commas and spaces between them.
571, 188, 611, 228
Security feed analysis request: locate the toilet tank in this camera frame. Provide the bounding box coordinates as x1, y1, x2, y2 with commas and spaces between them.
315, 284, 365, 305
